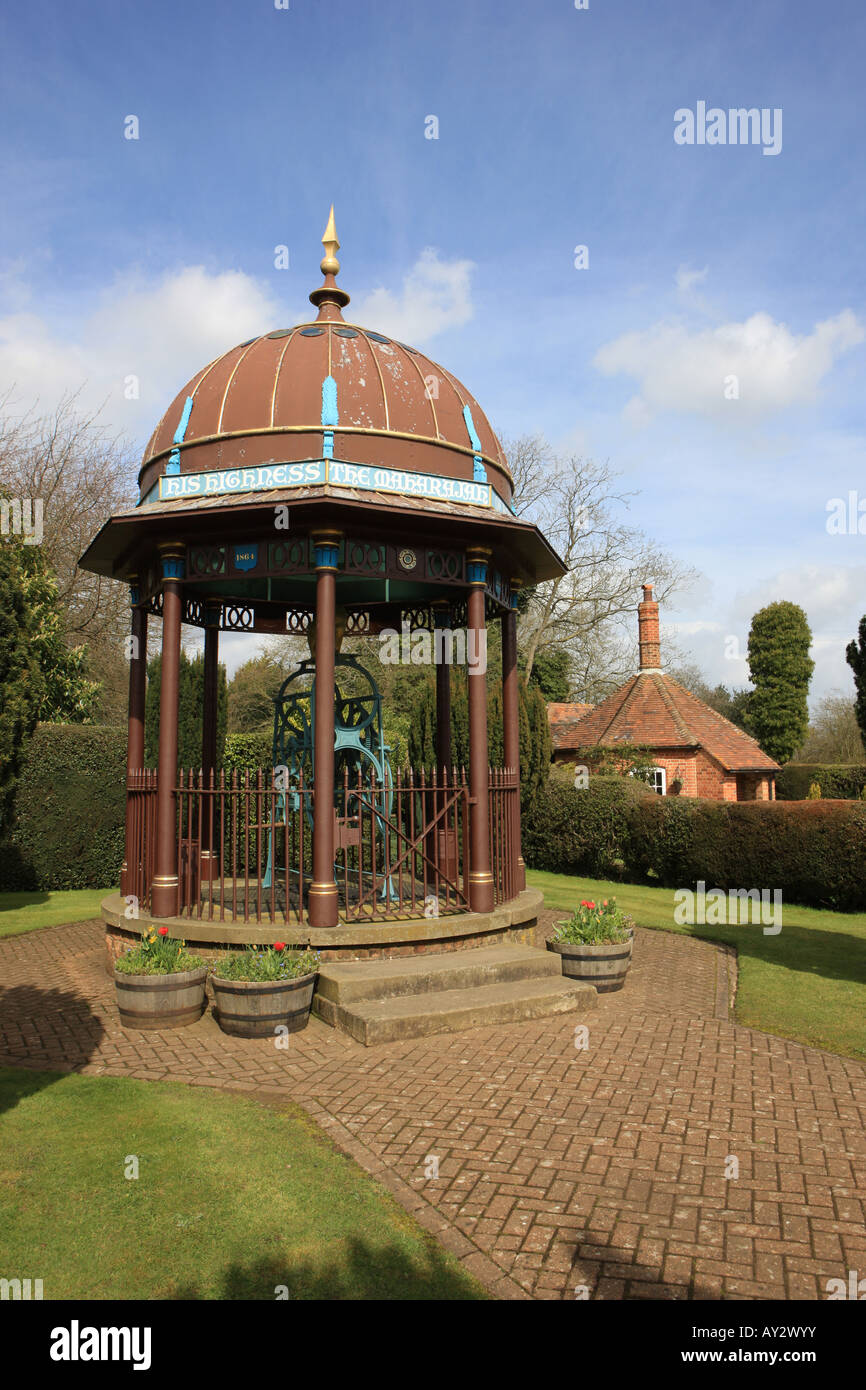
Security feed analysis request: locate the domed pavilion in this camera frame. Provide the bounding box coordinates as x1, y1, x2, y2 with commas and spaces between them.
79, 211, 567, 975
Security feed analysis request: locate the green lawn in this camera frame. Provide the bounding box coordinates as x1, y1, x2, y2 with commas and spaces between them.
530, 870, 866, 1061
0, 890, 111, 939
0, 1068, 486, 1300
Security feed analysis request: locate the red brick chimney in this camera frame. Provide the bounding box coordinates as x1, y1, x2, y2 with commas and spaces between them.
638, 583, 661, 671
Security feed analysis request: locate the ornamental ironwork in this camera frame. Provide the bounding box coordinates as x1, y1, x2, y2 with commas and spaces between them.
220, 605, 255, 631
397, 547, 417, 572
449, 598, 468, 628
400, 605, 435, 631
269, 537, 309, 573
189, 545, 226, 577
344, 540, 386, 574
286, 608, 314, 634
344, 609, 371, 635
486, 569, 509, 605
183, 596, 205, 627
425, 548, 463, 583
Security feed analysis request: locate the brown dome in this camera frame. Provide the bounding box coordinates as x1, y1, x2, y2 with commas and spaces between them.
138, 218, 511, 506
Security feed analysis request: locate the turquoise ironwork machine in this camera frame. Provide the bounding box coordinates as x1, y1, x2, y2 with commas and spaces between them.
263, 654, 395, 897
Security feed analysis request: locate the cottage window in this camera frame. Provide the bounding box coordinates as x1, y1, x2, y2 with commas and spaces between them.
628, 766, 667, 794
648, 767, 666, 795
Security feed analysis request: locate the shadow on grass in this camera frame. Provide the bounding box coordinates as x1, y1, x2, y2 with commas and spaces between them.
0, 986, 105, 1116
168, 1238, 486, 1301
0, 889, 51, 913
686, 920, 866, 990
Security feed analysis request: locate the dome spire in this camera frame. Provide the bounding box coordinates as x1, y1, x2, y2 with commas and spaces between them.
321, 204, 340, 276
309, 204, 350, 320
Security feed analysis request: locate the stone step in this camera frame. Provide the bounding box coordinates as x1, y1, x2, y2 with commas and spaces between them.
315, 943, 562, 1007
314, 974, 597, 1046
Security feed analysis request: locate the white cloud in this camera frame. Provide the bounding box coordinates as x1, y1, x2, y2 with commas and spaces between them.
350, 248, 475, 344
675, 265, 708, 295
595, 309, 864, 421
668, 564, 866, 705
674, 264, 709, 312
668, 618, 723, 638
731, 563, 866, 633
0, 250, 477, 444
0, 264, 280, 439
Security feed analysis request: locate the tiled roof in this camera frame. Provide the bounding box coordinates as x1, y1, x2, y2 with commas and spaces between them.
547, 702, 596, 751
549, 673, 780, 773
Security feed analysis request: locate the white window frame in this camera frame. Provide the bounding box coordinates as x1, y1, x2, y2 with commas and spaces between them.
628, 766, 667, 794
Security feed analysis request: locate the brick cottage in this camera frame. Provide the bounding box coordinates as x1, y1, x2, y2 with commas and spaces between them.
548, 585, 779, 801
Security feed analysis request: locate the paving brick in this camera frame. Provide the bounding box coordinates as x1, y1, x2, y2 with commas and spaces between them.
0, 912, 863, 1303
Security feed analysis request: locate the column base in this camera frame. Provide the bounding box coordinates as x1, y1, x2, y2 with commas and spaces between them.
200, 850, 218, 883
151, 875, 179, 918
468, 870, 495, 913
308, 880, 339, 929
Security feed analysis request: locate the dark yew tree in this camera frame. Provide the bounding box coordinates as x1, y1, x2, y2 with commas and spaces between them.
525, 647, 572, 702
145, 652, 227, 771
745, 601, 814, 764
845, 615, 866, 750
407, 670, 549, 815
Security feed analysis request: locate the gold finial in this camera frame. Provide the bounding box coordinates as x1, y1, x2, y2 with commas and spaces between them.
320, 204, 340, 277
309, 205, 350, 316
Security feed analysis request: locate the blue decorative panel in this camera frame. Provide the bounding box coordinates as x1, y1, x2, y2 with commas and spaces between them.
462, 404, 482, 453
161, 554, 185, 580
173, 396, 194, 444
321, 375, 339, 427
233, 544, 259, 573
314, 541, 340, 570
466, 558, 488, 585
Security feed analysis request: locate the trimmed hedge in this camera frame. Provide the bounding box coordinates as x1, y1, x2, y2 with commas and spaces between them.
776, 763, 866, 801
628, 798, 866, 912
0, 724, 127, 891
222, 732, 273, 775
0, 729, 284, 893
523, 774, 866, 912
522, 774, 655, 880
9, 729, 864, 910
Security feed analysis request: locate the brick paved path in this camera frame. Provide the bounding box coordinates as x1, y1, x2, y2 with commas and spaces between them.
1, 917, 864, 1300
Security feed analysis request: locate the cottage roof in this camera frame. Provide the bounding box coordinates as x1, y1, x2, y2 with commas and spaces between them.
547, 584, 780, 775
547, 702, 596, 751
556, 672, 779, 773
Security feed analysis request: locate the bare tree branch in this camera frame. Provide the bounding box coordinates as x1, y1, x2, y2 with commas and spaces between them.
501, 434, 699, 696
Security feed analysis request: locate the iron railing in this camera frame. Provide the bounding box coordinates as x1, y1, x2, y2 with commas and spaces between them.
124, 765, 519, 924
124, 769, 158, 908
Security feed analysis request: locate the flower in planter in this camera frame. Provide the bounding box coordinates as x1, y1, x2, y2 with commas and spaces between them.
115, 926, 204, 976
211, 943, 319, 983
553, 896, 634, 945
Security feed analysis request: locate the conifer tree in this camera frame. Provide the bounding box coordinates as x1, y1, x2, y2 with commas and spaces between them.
145, 651, 227, 770
746, 601, 814, 763
845, 615, 866, 750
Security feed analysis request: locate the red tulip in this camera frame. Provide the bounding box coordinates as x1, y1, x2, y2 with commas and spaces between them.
158, 927, 168, 937
274, 942, 286, 951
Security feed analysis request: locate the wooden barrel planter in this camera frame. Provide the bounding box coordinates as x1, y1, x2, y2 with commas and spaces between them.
547, 929, 633, 994
114, 965, 208, 1030
211, 972, 318, 1038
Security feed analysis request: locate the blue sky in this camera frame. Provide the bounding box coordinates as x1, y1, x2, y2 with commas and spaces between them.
1, 0, 864, 699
